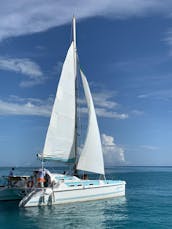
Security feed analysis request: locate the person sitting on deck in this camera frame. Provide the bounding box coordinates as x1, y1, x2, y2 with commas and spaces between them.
82, 173, 88, 180
27, 176, 34, 188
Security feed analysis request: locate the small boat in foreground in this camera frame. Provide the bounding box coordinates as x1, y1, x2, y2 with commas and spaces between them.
17, 17, 126, 207
0, 175, 30, 200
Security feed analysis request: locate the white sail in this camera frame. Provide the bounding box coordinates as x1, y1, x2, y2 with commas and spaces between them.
42, 42, 76, 162
77, 70, 105, 175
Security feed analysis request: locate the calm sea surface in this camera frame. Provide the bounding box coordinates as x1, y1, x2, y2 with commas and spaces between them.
0, 166, 172, 229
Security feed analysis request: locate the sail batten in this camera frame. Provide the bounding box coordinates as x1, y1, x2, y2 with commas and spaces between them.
76, 70, 105, 175
42, 42, 76, 162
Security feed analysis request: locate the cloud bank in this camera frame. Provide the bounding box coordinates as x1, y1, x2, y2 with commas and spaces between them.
0, 0, 172, 41
0, 93, 128, 119
102, 133, 125, 165
0, 96, 52, 117
0, 57, 44, 87
79, 91, 128, 119
138, 88, 172, 100
140, 145, 159, 151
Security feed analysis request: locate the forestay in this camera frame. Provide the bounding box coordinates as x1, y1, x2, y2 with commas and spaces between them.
77, 70, 105, 175
42, 42, 76, 162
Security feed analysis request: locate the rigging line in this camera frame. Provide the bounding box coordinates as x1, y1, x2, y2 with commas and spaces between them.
75, 57, 82, 156
78, 66, 89, 148
73, 16, 78, 175
69, 19, 73, 44
76, 56, 80, 147
76, 57, 83, 152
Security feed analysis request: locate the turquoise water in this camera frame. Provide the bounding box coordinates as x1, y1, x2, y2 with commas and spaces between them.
0, 166, 172, 228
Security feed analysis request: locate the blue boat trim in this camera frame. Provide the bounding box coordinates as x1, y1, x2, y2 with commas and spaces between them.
42, 157, 75, 163
53, 182, 125, 193
55, 175, 74, 180
65, 180, 125, 187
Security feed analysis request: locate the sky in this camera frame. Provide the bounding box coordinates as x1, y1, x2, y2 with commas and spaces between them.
1, 0, 172, 166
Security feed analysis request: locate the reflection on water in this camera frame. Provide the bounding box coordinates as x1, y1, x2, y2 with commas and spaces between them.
19, 197, 127, 229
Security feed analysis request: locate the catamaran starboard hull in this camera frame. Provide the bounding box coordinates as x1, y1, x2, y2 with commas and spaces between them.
19, 181, 126, 207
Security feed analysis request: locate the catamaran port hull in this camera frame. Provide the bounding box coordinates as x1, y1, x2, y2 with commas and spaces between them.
0, 176, 30, 201
19, 181, 126, 207
0, 187, 25, 201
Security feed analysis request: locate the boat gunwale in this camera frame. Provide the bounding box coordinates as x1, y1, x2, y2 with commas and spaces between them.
51, 182, 126, 193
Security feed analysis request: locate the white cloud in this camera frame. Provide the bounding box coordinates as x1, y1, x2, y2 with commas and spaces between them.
140, 145, 159, 151
164, 29, 172, 55
102, 133, 125, 165
79, 91, 128, 119
131, 110, 144, 116
0, 89, 128, 119
78, 91, 118, 108
80, 107, 128, 119
0, 57, 42, 77
96, 108, 128, 119
92, 92, 118, 109
0, 57, 44, 87
138, 89, 172, 100
0, 96, 53, 116
0, 0, 172, 41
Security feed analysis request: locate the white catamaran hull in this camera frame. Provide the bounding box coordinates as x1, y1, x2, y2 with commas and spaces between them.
19, 181, 126, 207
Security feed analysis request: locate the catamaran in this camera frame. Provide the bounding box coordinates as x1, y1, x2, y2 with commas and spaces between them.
15, 17, 126, 207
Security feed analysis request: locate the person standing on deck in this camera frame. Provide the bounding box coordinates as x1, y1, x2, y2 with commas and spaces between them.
37, 169, 46, 188
9, 168, 15, 177
8, 167, 15, 187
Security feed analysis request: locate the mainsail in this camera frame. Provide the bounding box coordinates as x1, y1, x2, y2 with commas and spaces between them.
77, 70, 105, 175
42, 42, 76, 162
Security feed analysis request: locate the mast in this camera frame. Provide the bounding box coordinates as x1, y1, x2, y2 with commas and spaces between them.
73, 16, 78, 174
